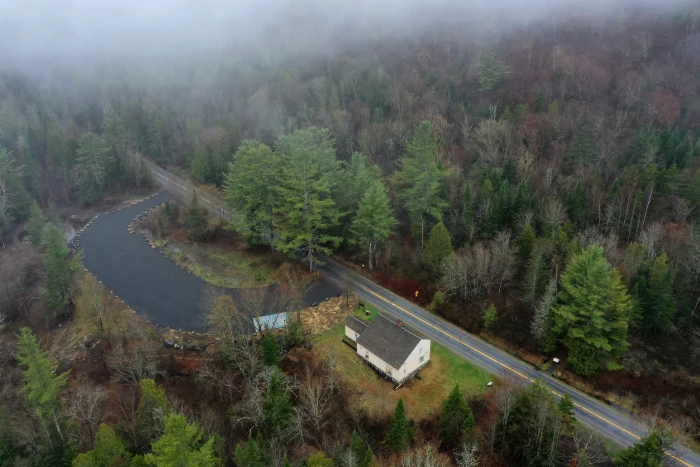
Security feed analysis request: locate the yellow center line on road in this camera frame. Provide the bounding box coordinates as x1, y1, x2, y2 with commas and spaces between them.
150, 166, 694, 467
354, 283, 694, 467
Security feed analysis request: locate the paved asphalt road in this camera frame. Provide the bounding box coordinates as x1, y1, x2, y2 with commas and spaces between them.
78, 190, 340, 332
146, 161, 699, 467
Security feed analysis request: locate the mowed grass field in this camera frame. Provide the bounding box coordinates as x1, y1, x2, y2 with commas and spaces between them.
313, 307, 492, 421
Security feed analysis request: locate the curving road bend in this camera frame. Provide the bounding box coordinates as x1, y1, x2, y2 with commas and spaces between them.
146, 162, 699, 467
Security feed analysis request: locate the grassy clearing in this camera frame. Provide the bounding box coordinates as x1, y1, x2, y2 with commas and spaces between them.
313, 307, 492, 421
163, 242, 279, 288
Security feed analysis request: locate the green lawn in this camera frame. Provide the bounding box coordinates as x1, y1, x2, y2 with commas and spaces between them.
163, 242, 279, 288
313, 306, 493, 421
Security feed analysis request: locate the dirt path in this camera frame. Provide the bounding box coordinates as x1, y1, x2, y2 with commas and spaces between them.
79, 191, 340, 331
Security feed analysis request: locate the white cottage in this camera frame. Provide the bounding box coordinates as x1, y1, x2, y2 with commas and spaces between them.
345, 314, 430, 384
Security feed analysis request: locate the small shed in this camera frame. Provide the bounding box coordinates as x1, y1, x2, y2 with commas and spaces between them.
253, 313, 287, 333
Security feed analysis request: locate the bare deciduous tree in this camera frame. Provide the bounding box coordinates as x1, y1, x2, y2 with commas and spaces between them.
441, 232, 514, 301
207, 295, 262, 383
473, 120, 520, 167
672, 198, 693, 224
455, 442, 479, 467
639, 221, 664, 259
68, 385, 105, 448
569, 427, 609, 466
399, 444, 451, 467
541, 198, 567, 229
283, 266, 313, 319
108, 335, 161, 385
296, 366, 335, 443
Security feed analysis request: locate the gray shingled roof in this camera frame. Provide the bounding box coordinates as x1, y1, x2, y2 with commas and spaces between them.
356, 314, 422, 369
345, 315, 367, 334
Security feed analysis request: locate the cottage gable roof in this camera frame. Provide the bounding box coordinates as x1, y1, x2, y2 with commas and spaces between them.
345, 315, 367, 334
356, 314, 422, 369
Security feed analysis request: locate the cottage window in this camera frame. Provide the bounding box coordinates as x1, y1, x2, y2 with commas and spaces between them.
355, 333, 358, 340
419, 347, 422, 353
365, 352, 369, 359
404, 369, 406, 374
419, 356, 424, 363
386, 365, 392, 375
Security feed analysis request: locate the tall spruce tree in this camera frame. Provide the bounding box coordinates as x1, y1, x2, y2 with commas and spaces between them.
185, 193, 209, 241
614, 429, 670, 467
72, 424, 131, 467
386, 399, 411, 452
640, 253, 676, 336
145, 414, 219, 467
350, 179, 396, 271
398, 121, 449, 248
348, 431, 373, 467
235, 434, 269, 467
423, 222, 453, 276
438, 385, 475, 446
274, 129, 341, 271
514, 224, 536, 281
552, 245, 631, 376
135, 379, 171, 453
16, 327, 68, 427
262, 370, 293, 437
26, 200, 46, 246
224, 140, 281, 244
43, 223, 78, 320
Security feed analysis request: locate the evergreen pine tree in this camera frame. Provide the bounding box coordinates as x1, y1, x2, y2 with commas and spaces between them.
262, 336, 281, 367
566, 132, 594, 168
614, 429, 669, 467
514, 224, 536, 281
15, 327, 69, 426
350, 179, 396, 271
438, 385, 475, 446
534, 87, 547, 113
135, 379, 171, 452
274, 129, 342, 271
565, 182, 587, 229
423, 222, 453, 276
262, 370, 293, 437
186, 193, 210, 241
482, 304, 498, 330
145, 414, 219, 467
223, 140, 281, 244
348, 431, 373, 467
642, 253, 676, 336
495, 180, 512, 228
477, 47, 511, 91
532, 277, 557, 345
235, 434, 269, 467
557, 394, 576, 427
73, 424, 131, 467
43, 223, 79, 321
26, 200, 46, 246
386, 399, 411, 452
398, 121, 449, 248
552, 245, 631, 376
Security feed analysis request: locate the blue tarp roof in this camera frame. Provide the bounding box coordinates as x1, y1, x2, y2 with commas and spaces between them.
253, 313, 288, 332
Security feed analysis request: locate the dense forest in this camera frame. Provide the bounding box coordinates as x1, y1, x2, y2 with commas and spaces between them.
2, 1, 700, 466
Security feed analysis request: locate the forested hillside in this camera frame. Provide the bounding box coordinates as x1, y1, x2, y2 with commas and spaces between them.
2, 1, 700, 465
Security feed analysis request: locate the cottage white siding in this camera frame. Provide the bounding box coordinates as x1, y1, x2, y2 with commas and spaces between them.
345, 325, 361, 342
356, 343, 400, 378
399, 339, 431, 377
